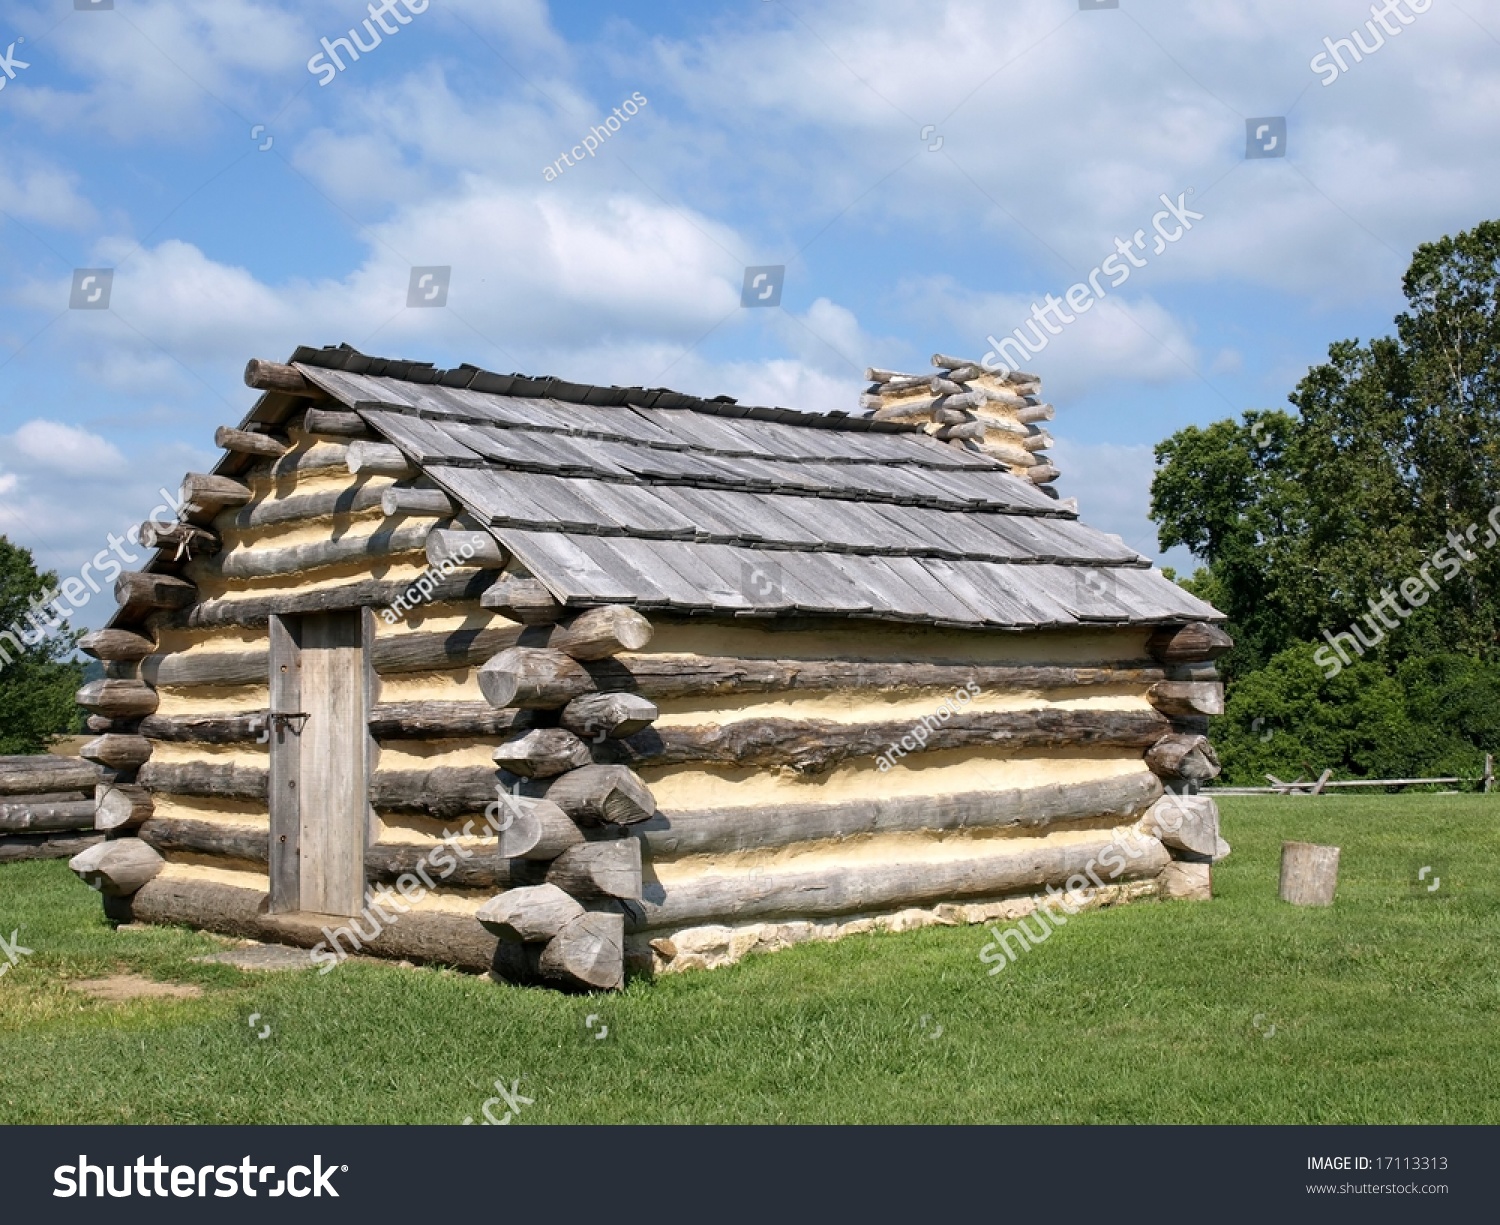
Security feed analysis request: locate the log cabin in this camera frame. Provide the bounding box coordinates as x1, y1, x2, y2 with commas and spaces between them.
68, 344, 1231, 991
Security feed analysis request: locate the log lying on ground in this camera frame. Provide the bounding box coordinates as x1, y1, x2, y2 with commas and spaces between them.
0, 755, 101, 795
118, 875, 499, 973
492, 912, 625, 992
426, 529, 507, 569
634, 772, 1161, 859
0, 832, 103, 862
244, 358, 325, 397
302, 407, 369, 436
1279, 842, 1339, 906
138, 522, 221, 555
544, 839, 641, 901
508, 765, 656, 827
599, 709, 1173, 774
95, 783, 154, 831
1143, 733, 1221, 782
493, 729, 593, 778
1146, 681, 1225, 718
215, 425, 289, 459
1136, 793, 1220, 857
631, 831, 1171, 931
481, 576, 564, 624
382, 487, 457, 517
116, 572, 196, 620
347, 441, 415, 477
560, 693, 658, 741
477, 884, 584, 942
0, 800, 97, 833
169, 570, 500, 630
202, 522, 432, 581
80, 629, 157, 661
1147, 622, 1233, 664
68, 838, 165, 896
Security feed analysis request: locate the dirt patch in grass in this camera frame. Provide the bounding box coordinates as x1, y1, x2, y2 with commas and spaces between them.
67, 975, 204, 1002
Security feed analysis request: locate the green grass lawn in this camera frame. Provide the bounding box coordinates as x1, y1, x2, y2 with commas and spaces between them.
1, 793, 1496, 1124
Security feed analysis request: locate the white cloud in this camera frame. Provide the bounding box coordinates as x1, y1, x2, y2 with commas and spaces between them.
9, 420, 126, 475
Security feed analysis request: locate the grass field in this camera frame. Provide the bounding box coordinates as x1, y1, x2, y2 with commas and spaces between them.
1, 794, 1496, 1125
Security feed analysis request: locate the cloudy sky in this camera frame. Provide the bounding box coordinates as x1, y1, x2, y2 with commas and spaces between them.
1, 0, 1496, 628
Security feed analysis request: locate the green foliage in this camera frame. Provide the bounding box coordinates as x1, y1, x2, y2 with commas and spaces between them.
0, 537, 86, 753
1152, 219, 1500, 776
1214, 647, 1500, 783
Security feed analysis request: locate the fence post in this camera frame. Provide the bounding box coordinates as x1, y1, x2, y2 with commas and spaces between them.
1484, 754, 1493, 795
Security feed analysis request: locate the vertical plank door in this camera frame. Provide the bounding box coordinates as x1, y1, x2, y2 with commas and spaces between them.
296, 611, 369, 917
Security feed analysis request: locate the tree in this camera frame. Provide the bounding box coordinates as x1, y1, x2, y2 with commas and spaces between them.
0, 537, 86, 754
1150, 219, 1500, 778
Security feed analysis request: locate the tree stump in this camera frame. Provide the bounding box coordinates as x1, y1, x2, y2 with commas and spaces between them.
1279, 841, 1340, 906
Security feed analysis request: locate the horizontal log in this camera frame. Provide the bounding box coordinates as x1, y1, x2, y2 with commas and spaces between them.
599, 709, 1172, 774
0, 832, 102, 862
552, 606, 654, 661
0, 799, 97, 833
540, 912, 623, 992
544, 839, 641, 901
76, 680, 160, 720
872, 398, 938, 421
481, 653, 1173, 709
630, 830, 1170, 931
138, 711, 268, 745
382, 487, 457, 517
80, 735, 154, 770
559, 692, 658, 741
347, 441, 414, 477
1143, 733, 1221, 782
1026, 464, 1061, 485
1021, 430, 1055, 452
244, 358, 322, 396
0, 755, 101, 795
476, 884, 584, 942
265, 443, 351, 480
367, 703, 537, 741
1138, 794, 1220, 858
79, 629, 156, 661
303, 407, 370, 436
117, 876, 499, 974
116, 572, 196, 620
635, 772, 1161, 859
215, 425, 289, 459
227, 482, 386, 531
479, 647, 592, 708
426, 528, 507, 569
95, 783, 153, 831
1146, 681, 1225, 718
493, 797, 585, 861
180, 473, 252, 513
138, 761, 267, 802
139, 522, 220, 556
1146, 622, 1234, 664
508, 765, 656, 828
167, 569, 500, 630
69, 838, 165, 896
493, 729, 593, 779
200, 522, 432, 581
1015, 403, 1054, 424
480, 576, 563, 624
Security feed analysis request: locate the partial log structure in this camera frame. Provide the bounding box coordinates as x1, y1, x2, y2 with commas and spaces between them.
860, 354, 1060, 495
0, 755, 102, 859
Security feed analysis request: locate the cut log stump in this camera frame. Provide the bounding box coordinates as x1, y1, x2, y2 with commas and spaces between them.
69, 838, 166, 896
1279, 841, 1340, 906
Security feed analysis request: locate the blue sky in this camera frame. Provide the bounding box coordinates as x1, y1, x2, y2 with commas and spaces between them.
1, 0, 1496, 628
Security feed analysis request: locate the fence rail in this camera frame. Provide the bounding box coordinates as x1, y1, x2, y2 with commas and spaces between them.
1208, 755, 1494, 796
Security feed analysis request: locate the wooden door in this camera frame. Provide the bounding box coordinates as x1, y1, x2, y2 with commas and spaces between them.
267, 611, 370, 917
